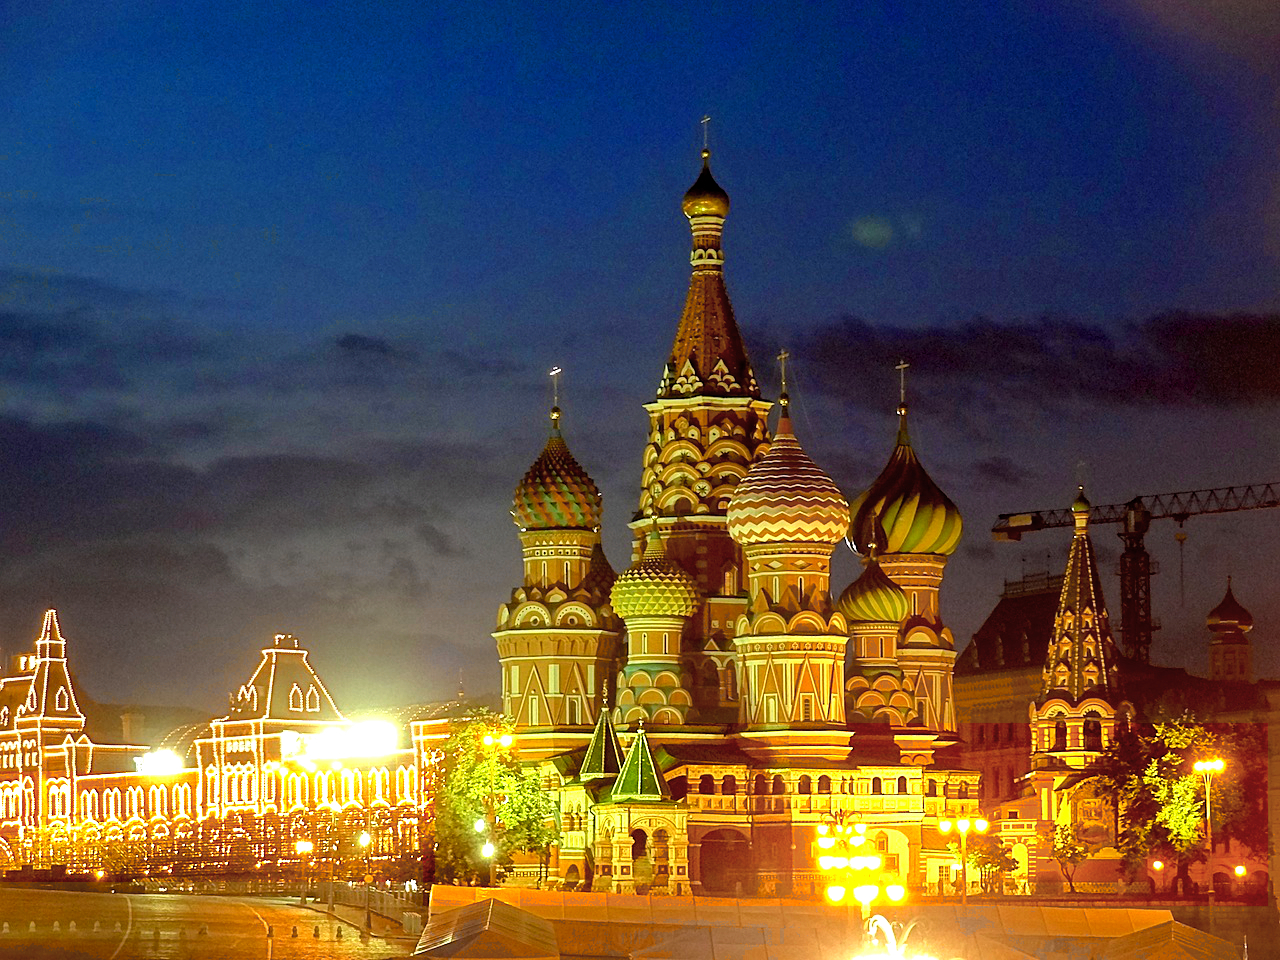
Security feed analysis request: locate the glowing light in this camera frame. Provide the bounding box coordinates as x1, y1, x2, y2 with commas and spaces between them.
1235, 865, 1247, 877
481, 841, 496, 858
94, 869, 105, 880
1194, 758, 1225, 774
483, 734, 495, 746
853, 884, 879, 906
819, 855, 833, 870
957, 818, 970, 832
974, 818, 989, 833
886, 883, 906, 902
850, 834, 866, 847
299, 720, 398, 760
474, 818, 487, 834
938, 820, 952, 834
1152, 860, 1164, 871
295, 839, 313, 855
818, 836, 836, 850
825, 884, 846, 903
135, 749, 184, 776
499, 733, 513, 748
359, 831, 371, 848
854, 823, 866, 835
817, 823, 830, 836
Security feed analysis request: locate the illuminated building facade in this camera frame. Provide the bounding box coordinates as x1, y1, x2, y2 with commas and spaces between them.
0, 614, 443, 880
496, 151, 981, 895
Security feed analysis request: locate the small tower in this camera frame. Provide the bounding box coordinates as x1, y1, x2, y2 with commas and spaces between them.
727, 381, 851, 760
1207, 579, 1253, 683
1030, 487, 1130, 770
612, 529, 701, 725
849, 381, 963, 735
495, 403, 622, 760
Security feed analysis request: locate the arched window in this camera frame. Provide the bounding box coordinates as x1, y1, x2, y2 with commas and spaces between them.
721, 775, 737, 796
753, 774, 767, 795
897, 776, 908, 794
817, 775, 831, 794
698, 774, 715, 795
1083, 716, 1103, 752
1053, 720, 1067, 752
771, 775, 785, 795
871, 777, 882, 795
306, 686, 320, 712
55, 688, 68, 711
927, 780, 937, 797
798, 775, 812, 795
631, 829, 647, 858
289, 684, 303, 712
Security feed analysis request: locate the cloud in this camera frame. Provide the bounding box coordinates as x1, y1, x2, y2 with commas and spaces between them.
971, 456, 1037, 486
795, 311, 1280, 412
333, 333, 414, 360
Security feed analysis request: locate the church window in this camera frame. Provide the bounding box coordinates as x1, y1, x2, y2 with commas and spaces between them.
722, 563, 737, 595
529, 697, 540, 726
1053, 720, 1067, 752
699, 775, 715, 795
722, 775, 737, 795
564, 561, 570, 583
306, 686, 320, 712
817, 775, 831, 794
548, 664, 560, 694
871, 777, 882, 795
926, 780, 937, 797
897, 776, 908, 794
1, 708, 8, 726
801, 697, 813, 722
55, 688, 68, 711
764, 696, 778, 724
566, 698, 579, 725
289, 685, 303, 712
662, 634, 669, 654
511, 664, 520, 693
771, 775, 785, 795
798, 775, 812, 795
1083, 716, 1102, 752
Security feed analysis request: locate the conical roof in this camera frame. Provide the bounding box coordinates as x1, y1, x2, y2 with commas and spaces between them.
611, 529, 700, 619
658, 150, 758, 400
579, 703, 623, 781
610, 726, 670, 802
1038, 487, 1122, 705
849, 405, 962, 556
1207, 579, 1253, 634
727, 403, 849, 546
511, 407, 602, 532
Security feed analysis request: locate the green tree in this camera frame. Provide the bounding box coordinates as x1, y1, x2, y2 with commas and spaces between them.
965, 834, 1020, 895
1041, 822, 1089, 893
433, 714, 558, 884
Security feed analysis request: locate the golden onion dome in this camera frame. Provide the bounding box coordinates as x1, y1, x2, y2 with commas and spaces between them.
511, 407, 602, 531
838, 558, 909, 624
1207, 578, 1253, 634
849, 406, 962, 556
682, 149, 730, 219
728, 403, 850, 546
611, 529, 700, 619
1072, 486, 1091, 516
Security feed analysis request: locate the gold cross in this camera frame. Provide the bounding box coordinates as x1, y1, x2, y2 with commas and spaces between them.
778, 349, 790, 395
549, 366, 562, 408
895, 359, 909, 405
701, 115, 711, 152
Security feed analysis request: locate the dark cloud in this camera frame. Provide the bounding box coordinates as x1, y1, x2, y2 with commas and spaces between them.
796, 312, 1280, 411
416, 522, 463, 558
972, 456, 1037, 487
333, 333, 413, 360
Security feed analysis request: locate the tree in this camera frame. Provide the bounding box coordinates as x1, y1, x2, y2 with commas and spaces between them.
1041, 822, 1089, 893
432, 714, 558, 884
965, 834, 1020, 895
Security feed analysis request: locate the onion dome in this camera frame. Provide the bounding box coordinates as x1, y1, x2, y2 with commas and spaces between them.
511, 406, 602, 531
849, 405, 962, 556
682, 149, 730, 218
839, 559, 909, 624
611, 529, 700, 619
1207, 578, 1253, 634
728, 400, 849, 546
1072, 486, 1091, 516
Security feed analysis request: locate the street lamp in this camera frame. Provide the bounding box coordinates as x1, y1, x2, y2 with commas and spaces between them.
816, 817, 907, 944
938, 817, 988, 907
359, 830, 372, 932
478, 729, 516, 886
295, 839, 313, 906
1152, 859, 1164, 895
1194, 758, 1224, 911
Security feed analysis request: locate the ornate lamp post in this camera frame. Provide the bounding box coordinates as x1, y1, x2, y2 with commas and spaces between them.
479, 731, 515, 886
1152, 859, 1164, 895
815, 817, 907, 947
938, 816, 988, 907
1194, 757, 1224, 920
295, 839, 313, 906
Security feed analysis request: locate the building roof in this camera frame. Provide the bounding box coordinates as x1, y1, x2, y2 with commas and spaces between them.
609, 727, 670, 802
511, 406, 603, 532
579, 705, 623, 781
611, 529, 700, 619
223, 633, 343, 723
839, 557, 909, 624
849, 405, 962, 557
957, 573, 1063, 674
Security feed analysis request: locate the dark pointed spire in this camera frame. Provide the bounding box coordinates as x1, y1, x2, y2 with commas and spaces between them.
579, 695, 623, 781
610, 725, 670, 801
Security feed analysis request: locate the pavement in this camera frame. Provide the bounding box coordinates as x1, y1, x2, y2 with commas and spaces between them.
300, 896, 422, 945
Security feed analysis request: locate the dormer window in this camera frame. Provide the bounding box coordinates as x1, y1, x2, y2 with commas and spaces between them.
55, 688, 68, 711
26, 692, 36, 712
289, 684, 303, 711
306, 686, 320, 712
0, 708, 8, 726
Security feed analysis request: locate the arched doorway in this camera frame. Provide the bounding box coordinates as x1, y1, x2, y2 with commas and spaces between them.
699, 828, 751, 895
631, 829, 653, 890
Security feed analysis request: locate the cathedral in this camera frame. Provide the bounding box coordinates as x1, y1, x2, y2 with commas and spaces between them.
494, 150, 981, 895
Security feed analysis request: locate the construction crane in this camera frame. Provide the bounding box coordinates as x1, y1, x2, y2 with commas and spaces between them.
992, 482, 1280, 665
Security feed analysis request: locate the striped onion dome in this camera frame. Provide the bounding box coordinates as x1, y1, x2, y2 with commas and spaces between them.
611, 530, 700, 619
511, 407, 602, 531
727, 404, 850, 546
838, 559, 909, 624
849, 406, 962, 556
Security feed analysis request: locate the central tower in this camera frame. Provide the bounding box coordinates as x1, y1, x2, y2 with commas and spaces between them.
632, 149, 773, 722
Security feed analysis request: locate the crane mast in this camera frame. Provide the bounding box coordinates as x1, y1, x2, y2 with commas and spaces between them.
992, 482, 1280, 664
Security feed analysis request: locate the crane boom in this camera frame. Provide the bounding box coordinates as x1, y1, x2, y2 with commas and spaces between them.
991, 480, 1280, 666
992, 481, 1280, 541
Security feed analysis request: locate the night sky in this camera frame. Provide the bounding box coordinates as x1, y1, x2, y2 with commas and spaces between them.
1, 2, 1278, 717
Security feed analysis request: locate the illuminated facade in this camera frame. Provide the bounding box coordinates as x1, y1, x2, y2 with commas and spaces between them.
0, 614, 443, 879
496, 150, 980, 896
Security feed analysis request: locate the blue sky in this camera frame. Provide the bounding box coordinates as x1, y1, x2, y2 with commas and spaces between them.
0, 1, 1278, 712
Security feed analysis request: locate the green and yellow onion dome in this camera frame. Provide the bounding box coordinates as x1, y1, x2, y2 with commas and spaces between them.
1207, 579, 1253, 633
838, 559, 909, 624
682, 149, 730, 219
727, 407, 850, 546
611, 530, 700, 619
511, 407, 602, 531
848, 409, 961, 556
